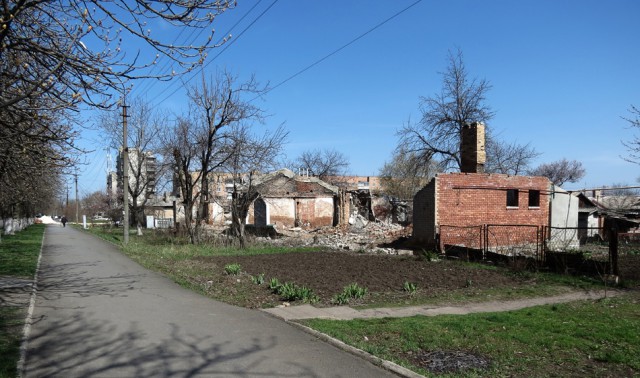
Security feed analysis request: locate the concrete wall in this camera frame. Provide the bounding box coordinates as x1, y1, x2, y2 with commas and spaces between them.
549, 186, 580, 249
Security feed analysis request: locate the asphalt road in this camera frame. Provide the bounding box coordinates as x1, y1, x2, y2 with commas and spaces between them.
23, 225, 396, 377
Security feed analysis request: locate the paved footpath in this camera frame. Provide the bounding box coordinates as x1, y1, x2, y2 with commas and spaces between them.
23, 225, 397, 378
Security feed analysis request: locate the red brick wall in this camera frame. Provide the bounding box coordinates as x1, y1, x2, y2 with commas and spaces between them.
413, 173, 551, 249
437, 173, 550, 227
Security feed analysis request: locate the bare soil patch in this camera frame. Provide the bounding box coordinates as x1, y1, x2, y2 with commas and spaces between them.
173, 250, 544, 308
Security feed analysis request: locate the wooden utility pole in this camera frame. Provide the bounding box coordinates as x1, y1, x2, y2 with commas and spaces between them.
122, 100, 130, 244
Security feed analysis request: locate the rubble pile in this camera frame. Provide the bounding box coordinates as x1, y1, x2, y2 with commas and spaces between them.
270, 220, 413, 255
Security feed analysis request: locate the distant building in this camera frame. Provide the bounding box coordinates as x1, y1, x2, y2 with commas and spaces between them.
110, 148, 158, 206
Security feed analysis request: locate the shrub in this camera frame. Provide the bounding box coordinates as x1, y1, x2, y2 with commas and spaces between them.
224, 263, 241, 275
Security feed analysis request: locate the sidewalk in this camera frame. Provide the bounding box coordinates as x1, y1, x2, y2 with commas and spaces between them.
262, 290, 617, 321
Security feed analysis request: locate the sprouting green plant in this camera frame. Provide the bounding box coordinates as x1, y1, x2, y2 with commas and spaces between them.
224, 263, 241, 275
465, 278, 473, 288
419, 249, 440, 262
251, 273, 265, 285
275, 282, 319, 303
332, 283, 368, 305
277, 282, 297, 299
343, 283, 368, 299
403, 281, 417, 294
269, 277, 281, 292
332, 292, 350, 305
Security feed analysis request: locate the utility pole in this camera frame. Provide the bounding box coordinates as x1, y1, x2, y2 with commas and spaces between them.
74, 171, 79, 224
122, 100, 130, 244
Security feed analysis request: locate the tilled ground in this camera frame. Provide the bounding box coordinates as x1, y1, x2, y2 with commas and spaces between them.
169, 250, 535, 308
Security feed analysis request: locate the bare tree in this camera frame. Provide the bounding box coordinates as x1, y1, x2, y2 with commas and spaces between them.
398, 49, 494, 171
226, 125, 288, 248
485, 139, 540, 175
529, 158, 586, 186
1, 0, 235, 227
293, 149, 350, 179
622, 105, 640, 164
163, 72, 269, 244
379, 147, 438, 199
81, 191, 110, 218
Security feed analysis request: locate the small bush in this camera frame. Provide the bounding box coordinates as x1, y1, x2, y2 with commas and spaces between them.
224, 263, 241, 275
403, 281, 418, 294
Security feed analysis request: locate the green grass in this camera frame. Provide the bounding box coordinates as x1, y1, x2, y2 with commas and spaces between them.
302, 292, 640, 377
0, 308, 23, 378
0, 224, 45, 378
0, 224, 45, 277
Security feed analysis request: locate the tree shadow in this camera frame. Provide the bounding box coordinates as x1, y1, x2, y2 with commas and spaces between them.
24, 313, 322, 377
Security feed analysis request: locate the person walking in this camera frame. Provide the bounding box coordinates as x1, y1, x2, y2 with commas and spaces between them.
61, 216, 67, 227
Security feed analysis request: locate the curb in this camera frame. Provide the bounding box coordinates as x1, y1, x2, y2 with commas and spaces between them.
17, 225, 47, 378
261, 310, 423, 378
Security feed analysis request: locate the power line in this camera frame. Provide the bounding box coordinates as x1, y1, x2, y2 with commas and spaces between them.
151, 0, 278, 106
260, 0, 423, 98
133, 1, 265, 98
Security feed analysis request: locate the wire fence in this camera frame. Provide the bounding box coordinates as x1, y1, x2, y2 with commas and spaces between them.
438, 224, 640, 280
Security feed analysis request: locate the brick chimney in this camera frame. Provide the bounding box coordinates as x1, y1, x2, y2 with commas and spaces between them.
460, 122, 486, 173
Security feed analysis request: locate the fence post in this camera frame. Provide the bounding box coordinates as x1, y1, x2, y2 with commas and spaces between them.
609, 228, 619, 276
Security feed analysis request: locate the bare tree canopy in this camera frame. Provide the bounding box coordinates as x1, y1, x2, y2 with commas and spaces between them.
1, 0, 234, 220
162, 71, 277, 244
622, 105, 640, 164
226, 124, 288, 248
1, 0, 234, 110
379, 146, 438, 199
398, 49, 494, 171
293, 148, 350, 178
485, 139, 540, 175
529, 158, 586, 186
99, 97, 168, 229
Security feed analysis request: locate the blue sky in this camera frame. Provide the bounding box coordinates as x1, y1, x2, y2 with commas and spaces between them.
76, 0, 640, 198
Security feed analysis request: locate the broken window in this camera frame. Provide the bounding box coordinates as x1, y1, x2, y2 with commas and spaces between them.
528, 190, 540, 207
506, 189, 519, 207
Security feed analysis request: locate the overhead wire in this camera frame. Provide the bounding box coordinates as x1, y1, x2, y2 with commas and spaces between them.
150, 0, 278, 106
259, 0, 424, 98
133, 1, 264, 98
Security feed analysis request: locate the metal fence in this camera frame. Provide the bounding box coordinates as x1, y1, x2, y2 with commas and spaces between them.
439, 224, 640, 280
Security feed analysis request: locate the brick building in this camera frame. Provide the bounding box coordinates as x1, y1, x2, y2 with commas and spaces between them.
413, 122, 554, 251
413, 172, 551, 250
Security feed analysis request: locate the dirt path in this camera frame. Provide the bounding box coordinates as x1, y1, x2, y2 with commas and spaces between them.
263, 289, 620, 321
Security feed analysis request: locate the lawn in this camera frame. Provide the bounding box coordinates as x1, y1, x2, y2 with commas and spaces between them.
0, 224, 45, 378
302, 291, 640, 377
